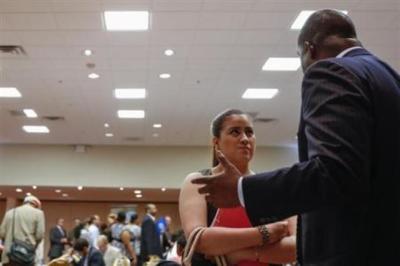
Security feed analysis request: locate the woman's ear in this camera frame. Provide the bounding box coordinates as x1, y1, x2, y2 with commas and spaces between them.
212, 137, 219, 150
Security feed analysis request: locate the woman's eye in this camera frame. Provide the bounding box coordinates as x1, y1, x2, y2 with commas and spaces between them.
245, 129, 254, 137
230, 129, 240, 136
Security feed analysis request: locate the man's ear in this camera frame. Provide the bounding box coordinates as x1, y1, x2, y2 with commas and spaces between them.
307, 41, 318, 59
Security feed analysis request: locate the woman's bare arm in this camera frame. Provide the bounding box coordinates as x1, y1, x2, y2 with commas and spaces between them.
179, 173, 288, 256
227, 216, 297, 264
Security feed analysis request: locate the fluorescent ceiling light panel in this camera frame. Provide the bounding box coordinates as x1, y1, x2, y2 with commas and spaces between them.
159, 73, 171, 79
262, 57, 301, 71
105, 133, 114, 137
88, 73, 100, 79
22, 125, 50, 133
242, 88, 279, 99
23, 109, 38, 118
0, 87, 21, 98
291, 10, 348, 30
153, 124, 162, 128
114, 88, 146, 99
117, 110, 145, 119
104, 11, 149, 31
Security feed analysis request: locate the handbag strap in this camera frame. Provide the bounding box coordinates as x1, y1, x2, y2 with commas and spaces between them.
182, 227, 227, 266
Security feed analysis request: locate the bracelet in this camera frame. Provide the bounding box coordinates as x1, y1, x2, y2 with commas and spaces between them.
257, 225, 270, 246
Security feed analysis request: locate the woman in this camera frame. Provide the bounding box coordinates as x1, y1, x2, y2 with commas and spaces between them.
180, 109, 296, 265
110, 211, 137, 265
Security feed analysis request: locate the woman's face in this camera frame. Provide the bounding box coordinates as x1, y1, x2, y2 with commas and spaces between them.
213, 114, 256, 166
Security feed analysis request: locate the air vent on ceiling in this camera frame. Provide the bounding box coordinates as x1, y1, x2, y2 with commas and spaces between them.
246, 112, 259, 119
0, 45, 27, 55
254, 118, 277, 123
9, 110, 25, 117
42, 116, 65, 121
124, 137, 142, 141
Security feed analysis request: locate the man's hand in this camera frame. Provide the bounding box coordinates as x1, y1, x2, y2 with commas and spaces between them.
266, 221, 289, 244
191, 151, 242, 208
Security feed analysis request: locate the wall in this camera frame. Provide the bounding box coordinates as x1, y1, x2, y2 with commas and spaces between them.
0, 144, 298, 188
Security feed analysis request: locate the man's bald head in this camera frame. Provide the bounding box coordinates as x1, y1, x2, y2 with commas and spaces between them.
297, 9, 361, 71
298, 9, 357, 47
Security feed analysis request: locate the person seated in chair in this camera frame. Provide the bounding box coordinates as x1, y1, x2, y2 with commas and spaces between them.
73, 238, 105, 266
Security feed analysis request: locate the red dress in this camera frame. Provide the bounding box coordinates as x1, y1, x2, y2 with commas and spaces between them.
211, 207, 268, 266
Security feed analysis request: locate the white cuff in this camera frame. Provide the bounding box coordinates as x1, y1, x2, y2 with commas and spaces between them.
238, 176, 245, 207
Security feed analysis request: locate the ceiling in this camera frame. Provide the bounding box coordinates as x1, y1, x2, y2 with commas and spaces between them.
0, 186, 180, 202
0, 0, 399, 147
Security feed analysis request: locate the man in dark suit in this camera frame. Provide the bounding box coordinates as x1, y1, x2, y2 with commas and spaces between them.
193, 9, 400, 265
140, 204, 162, 263
48, 218, 68, 260
73, 238, 105, 266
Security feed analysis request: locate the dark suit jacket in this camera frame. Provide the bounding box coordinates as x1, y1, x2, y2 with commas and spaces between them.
48, 226, 67, 259
140, 214, 162, 261
243, 48, 400, 265
74, 247, 105, 266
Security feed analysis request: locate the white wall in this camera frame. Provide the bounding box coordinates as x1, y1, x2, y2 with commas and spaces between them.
0, 144, 298, 188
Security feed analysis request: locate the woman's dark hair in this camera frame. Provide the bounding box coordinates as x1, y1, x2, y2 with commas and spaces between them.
130, 213, 138, 223
117, 211, 126, 223
210, 109, 248, 167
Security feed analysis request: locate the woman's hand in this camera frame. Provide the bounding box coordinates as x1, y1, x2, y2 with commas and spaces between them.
266, 221, 289, 244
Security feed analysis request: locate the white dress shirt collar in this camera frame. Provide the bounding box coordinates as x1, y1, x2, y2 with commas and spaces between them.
336, 46, 363, 58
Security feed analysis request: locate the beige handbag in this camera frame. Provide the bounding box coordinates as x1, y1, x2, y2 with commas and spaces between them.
182, 227, 227, 266
113, 256, 131, 266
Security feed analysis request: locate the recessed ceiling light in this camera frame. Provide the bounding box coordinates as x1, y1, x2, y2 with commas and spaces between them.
77, 186, 83, 191
161, 187, 166, 192
120, 187, 124, 191
23, 109, 38, 118
26, 192, 32, 196
262, 57, 301, 71
104, 123, 110, 128
164, 49, 174, 56
84, 49, 92, 56
152, 133, 159, 138
159, 73, 171, 79
134, 190, 142, 194
242, 88, 279, 99
136, 194, 143, 198
0, 87, 22, 98
32, 186, 37, 190
153, 124, 162, 128
55, 189, 61, 193
62, 193, 68, 197
291, 10, 348, 30
117, 110, 145, 119
114, 88, 146, 99
104, 11, 149, 31
105, 133, 114, 137
88, 73, 100, 79
16, 188, 23, 193
22, 125, 50, 134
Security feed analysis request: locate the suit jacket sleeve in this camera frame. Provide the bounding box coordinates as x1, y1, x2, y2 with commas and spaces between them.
49, 227, 61, 244
243, 60, 373, 225
142, 218, 161, 256
90, 251, 106, 266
